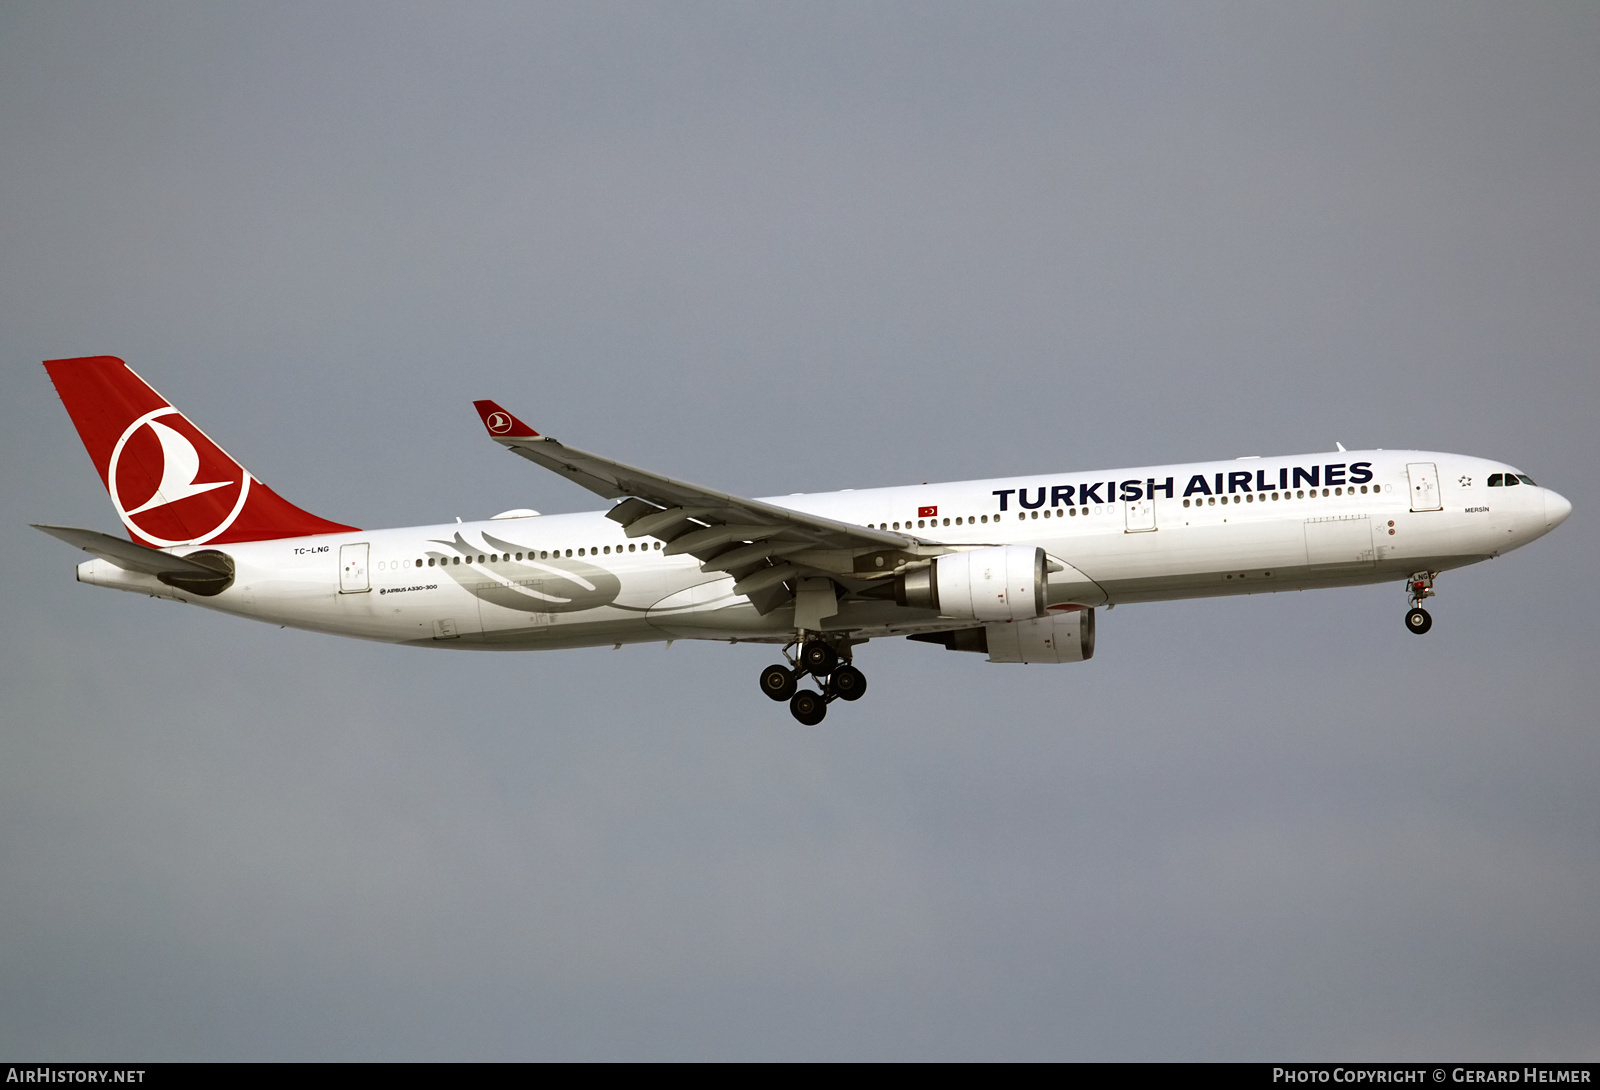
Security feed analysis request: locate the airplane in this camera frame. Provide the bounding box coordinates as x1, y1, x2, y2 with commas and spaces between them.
36, 355, 1573, 725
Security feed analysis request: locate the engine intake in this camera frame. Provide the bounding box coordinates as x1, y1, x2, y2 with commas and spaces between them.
894, 545, 1047, 621
985, 609, 1095, 663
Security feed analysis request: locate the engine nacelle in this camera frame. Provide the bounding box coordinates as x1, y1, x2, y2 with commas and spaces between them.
986, 608, 1096, 664
895, 545, 1046, 622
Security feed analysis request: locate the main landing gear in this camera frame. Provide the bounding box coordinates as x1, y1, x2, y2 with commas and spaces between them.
759, 638, 867, 725
1405, 572, 1436, 635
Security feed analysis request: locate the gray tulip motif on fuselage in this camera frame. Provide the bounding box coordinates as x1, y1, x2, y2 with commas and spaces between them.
426, 530, 623, 614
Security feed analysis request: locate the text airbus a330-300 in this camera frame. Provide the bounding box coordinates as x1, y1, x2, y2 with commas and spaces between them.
36, 357, 1571, 725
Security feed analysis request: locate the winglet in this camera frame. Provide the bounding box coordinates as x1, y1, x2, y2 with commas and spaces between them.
473, 400, 541, 440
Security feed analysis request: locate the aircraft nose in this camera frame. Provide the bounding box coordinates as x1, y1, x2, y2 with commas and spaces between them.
1544, 489, 1573, 529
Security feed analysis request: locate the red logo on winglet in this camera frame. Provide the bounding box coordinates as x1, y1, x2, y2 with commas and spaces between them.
918, 506, 937, 518
472, 400, 539, 438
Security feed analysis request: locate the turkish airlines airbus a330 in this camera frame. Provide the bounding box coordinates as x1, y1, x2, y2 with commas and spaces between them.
37, 356, 1572, 724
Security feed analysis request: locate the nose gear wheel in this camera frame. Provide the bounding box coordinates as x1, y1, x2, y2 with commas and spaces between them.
1404, 572, 1437, 635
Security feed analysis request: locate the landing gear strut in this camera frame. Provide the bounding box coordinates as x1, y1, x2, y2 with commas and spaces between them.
1405, 572, 1436, 635
758, 636, 865, 724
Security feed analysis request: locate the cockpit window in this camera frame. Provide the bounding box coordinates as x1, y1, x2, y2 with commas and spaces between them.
1505, 475, 1520, 487
1487, 474, 1504, 486
1516, 474, 1537, 486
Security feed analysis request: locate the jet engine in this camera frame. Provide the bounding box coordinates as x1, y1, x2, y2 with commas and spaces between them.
985, 608, 1095, 663
908, 607, 1096, 663
895, 544, 1046, 621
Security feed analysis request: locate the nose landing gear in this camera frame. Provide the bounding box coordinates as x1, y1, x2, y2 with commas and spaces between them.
758, 637, 865, 724
1405, 572, 1436, 635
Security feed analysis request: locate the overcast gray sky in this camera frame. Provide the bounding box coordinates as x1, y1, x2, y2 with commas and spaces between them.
2, 1, 1596, 1060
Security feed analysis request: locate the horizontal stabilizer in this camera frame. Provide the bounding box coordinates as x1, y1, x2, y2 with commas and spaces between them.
32, 524, 228, 579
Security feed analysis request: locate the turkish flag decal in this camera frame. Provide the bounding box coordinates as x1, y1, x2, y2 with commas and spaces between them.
918, 506, 937, 518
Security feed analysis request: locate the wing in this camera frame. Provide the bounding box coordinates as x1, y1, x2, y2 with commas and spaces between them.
472, 401, 938, 614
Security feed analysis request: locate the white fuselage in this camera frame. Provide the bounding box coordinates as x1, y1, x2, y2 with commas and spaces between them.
76, 450, 1568, 650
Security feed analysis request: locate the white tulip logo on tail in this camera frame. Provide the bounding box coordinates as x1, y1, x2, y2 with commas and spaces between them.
108, 407, 253, 547
124, 419, 230, 513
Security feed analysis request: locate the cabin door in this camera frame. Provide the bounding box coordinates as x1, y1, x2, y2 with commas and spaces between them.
339, 543, 370, 593
1125, 496, 1156, 532
1407, 463, 1442, 512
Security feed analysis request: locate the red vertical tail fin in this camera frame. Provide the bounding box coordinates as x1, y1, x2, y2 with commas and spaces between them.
44, 356, 357, 546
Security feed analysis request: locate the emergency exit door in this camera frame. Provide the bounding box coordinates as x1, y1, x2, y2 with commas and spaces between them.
339, 542, 370, 593
1407, 463, 1442, 512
